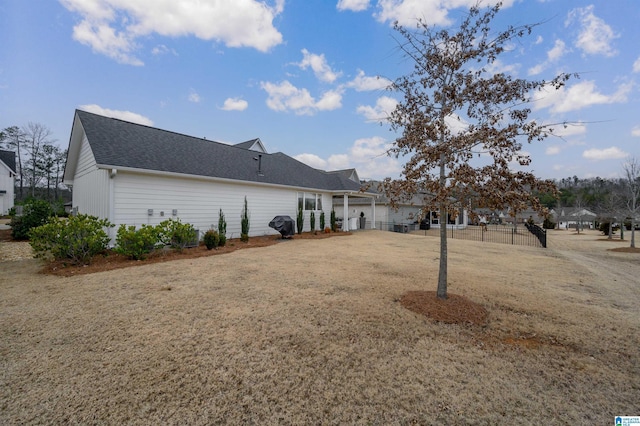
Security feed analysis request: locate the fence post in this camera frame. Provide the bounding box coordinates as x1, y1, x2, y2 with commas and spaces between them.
512, 227, 515, 245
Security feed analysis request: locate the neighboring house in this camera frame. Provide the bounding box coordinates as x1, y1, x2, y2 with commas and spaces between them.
552, 207, 597, 229
0, 149, 16, 215
63, 110, 375, 240
333, 181, 468, 230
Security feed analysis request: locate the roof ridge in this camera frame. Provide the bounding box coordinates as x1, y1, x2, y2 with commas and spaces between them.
75, 109, 260, 153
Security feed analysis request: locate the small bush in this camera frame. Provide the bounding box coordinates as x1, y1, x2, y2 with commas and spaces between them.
599, 221, 619, 235
330, 209, 337, 232
310, 211, 316, 232
320, 211, 325, 230
296, 206, 304, 234
203, 229, 220, 250
10, 199, 53, 240
29, 214, 113, 265
157, 219, 197, 251
324, 226, 331, 233
114, 224, 161, 260
240, 197, 250, 242
542, 217, 556, 230
218, 209, 227, 247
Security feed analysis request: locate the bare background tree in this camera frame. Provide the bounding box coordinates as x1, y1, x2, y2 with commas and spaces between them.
382, 3, 574, 299
622, 157, 640, 248
1, 123, 68, 205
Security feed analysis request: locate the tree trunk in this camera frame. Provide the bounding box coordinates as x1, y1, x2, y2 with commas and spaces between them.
437, 157, 447, 299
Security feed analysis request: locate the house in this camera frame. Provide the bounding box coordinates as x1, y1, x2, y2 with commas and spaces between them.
0, 149, 16, 215
333, 181, 468, 231
552, 207, 597, 230
63, 110, 375, 239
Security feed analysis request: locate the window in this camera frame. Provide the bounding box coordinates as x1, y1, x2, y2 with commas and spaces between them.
297, 192, 322, 211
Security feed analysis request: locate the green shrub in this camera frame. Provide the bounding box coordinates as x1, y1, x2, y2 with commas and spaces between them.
310, 211, 316, 232
542, 217, 556, 229
10, 199, 53, 240
114, 224, 161, 260
157, 219, 197, 251
218, 209, 227, 247
330, 209, 337, 232
296, 205, 304, 234
203, 229, 220, 250
29, 214, 113, 265
598, 221, 619, 235
240, 197, 250, 242
319, 211, 325, 230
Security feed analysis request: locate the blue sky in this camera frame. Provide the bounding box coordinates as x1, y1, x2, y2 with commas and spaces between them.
1, 0, 638, 181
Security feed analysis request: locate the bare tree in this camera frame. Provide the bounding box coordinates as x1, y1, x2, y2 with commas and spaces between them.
383, 3, 573, 299
2, 126, 26, 199
22, 122, 55, 198
622, 157, 640, 248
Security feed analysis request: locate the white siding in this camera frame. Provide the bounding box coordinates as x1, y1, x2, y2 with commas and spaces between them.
112, 171, 332, 237
72, 135, 110, 219
0, 162, 14, 215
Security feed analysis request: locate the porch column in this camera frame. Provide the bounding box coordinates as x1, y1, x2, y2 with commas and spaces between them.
371, 197, 376, 229
343, 194, 349, 231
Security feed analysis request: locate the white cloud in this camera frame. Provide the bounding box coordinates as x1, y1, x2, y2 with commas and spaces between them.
297, 49, 341, 83
60, 0, 284, 65
221, 97, 248, 111
534, 80, 632, 114
151, 44, 177, 56
261, 80, 342, 115
79, 104, 153, 126
545, 146, 561, 155
347, 70, 390, 92
534, 35, 543, 45
188, 90, 201, 103
566, 5, 618, 57
632, 126, 640, 137
550, 121, 587, 138
356, 96, 397, 122
633, 57, 640, 73
547, 39, 567, 61
336, 0, 370, 12
583, 147, 628, 160
528, 39, 566, 76
374, 0, 512, 27
294, 136, 400, 179
294, 153, 327, 169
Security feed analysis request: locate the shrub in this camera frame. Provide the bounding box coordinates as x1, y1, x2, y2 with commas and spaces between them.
324, 226, 331, 233
310, 211, 316, 232
598, 221, 619, 235
542, 217, 556, 230
114, 224, 161, 260
320, 211, 325, 230
240, 197, 250, 242
296, 205, 304, 234
10, 199, 53, 240
330, 209, 337, 232
29, 214, 113, 265
157, 219, 197, 251
218, 209, 227, 247
204, 229, 220, 250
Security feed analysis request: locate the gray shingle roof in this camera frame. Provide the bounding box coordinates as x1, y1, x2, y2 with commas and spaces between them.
76, 109, 367, 193
0, 150, 16, 173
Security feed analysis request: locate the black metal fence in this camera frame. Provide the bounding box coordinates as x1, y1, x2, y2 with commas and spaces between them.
376, 222, 547, 248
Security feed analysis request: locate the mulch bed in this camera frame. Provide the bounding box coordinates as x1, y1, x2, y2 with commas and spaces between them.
40, 231, 352, 277
399, 290, 488, 326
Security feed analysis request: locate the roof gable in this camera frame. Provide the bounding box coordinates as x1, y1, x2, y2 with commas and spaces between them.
0, 150, 16, 174
69, 110, 368, 193
234, 138, 267, 153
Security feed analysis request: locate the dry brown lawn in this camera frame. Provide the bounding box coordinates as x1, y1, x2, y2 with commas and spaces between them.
1, 229, 639, 424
